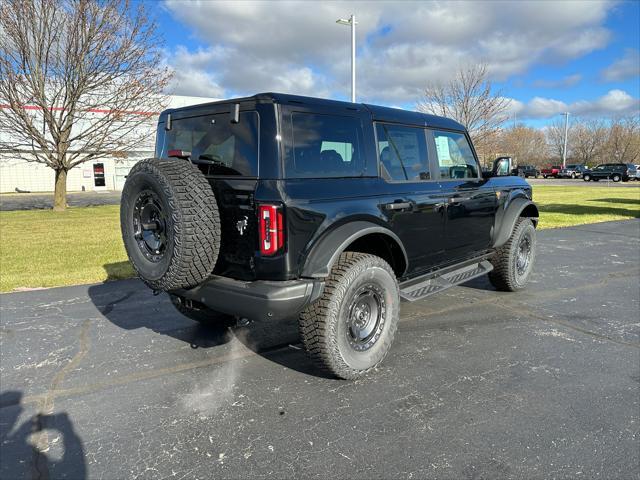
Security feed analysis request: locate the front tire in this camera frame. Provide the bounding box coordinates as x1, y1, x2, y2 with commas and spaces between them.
489, 218, 536, 292
612, 174, 621, 182
583, 174, 591, 182
299, 252, 400, 380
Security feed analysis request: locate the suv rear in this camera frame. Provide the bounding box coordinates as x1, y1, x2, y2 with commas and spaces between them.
120, 93, 539, 379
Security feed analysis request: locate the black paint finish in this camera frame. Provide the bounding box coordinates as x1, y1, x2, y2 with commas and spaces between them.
157, 93, 535, 282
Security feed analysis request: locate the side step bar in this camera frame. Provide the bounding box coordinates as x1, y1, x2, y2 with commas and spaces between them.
399, 260, 493, 302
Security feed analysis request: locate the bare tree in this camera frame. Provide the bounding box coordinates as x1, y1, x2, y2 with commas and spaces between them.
0, 0, 171, 210
498, 125, 548, 167
604, 116, 640, 164
417, 63, 510, 153
571, 117, 606, 166
545, 117, 573, 163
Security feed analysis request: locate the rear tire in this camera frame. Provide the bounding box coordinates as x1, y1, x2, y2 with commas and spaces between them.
583, 174, 591, 182
612, 174, 621, 182
489, 218, 536, 292
120, 158, 221, 291
299, 252, 400, 380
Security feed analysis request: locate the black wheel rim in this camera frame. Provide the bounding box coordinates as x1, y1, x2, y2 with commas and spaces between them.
346, 284, 386, 351
133, 190, 167, 263
516, 232, 532, 277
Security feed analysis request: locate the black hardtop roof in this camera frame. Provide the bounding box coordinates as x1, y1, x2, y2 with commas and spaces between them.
161, 92, 466, 131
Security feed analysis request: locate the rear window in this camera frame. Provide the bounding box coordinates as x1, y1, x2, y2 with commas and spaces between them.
376, 123, 430, 181
285, 112, 365, 178
157, 111, 259, 176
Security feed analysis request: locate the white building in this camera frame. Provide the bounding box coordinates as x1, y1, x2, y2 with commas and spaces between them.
0, 95, 216, 193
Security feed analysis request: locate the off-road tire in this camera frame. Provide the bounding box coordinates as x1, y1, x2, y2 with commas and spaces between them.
488, 218, 536, 292
299, 252, 400, 380
121, 158, 220, 291
169, 294, 233, 325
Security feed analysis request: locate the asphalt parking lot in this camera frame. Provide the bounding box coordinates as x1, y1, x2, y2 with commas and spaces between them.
1, 220, 638, 479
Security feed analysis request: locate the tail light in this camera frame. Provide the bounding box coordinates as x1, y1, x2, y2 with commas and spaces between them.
259, 204, 284, 256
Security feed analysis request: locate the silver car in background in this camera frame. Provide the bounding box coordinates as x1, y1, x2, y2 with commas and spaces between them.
559, 164, 588, 179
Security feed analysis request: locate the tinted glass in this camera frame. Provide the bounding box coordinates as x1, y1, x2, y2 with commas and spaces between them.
158, 111, 259, 176
432, 130, 478, 179
285, 113, 364, 178
376, 123, 430, 181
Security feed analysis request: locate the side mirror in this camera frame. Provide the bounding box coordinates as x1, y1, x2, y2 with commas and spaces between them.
492, 156, 513, 176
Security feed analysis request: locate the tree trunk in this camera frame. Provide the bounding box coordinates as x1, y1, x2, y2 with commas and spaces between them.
53, 169, 68, 211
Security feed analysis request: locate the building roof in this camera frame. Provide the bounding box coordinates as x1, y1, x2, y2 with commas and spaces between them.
160, 92, 466, 131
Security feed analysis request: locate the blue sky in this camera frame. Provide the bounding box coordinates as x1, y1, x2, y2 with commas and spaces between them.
153, 1, 639, 127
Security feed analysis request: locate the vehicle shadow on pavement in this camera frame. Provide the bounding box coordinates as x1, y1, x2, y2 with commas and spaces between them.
0, 391, 87, 479
88, 274, 333, 379
87, 279, 233, 350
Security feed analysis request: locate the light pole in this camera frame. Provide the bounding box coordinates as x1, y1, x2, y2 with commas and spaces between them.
561, 111, 570, 168
336, 14, 357, 103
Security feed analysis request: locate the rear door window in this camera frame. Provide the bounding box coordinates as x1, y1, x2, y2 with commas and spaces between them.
158, 111, 259, 176
285, 112, 365, 178
431, 130, 479, 179
375, 123, 430, 181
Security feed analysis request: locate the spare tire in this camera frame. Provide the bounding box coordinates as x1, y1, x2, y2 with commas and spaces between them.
120, 158, 220, 291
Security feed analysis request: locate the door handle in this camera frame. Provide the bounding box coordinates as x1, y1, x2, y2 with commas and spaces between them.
384, 201, 412, 211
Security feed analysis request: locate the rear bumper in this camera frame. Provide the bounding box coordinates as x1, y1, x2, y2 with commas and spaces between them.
174, 276, 325, 322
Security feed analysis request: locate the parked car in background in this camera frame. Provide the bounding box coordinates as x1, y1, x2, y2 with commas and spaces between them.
634, 165, 640, 180
512, 165, 540, 178
540, 165, 561, 178
559, 164, 588, 179
582, 163, 637, 182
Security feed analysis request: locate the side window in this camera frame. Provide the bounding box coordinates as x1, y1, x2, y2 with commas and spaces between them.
431, 130, 479, 179
285, 113, 364, 178
375, 123, 430, 181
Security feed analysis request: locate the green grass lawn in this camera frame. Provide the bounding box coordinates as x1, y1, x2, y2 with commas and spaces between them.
0, 205, 134, 292
1, 185, 638, 292
534, 186, 640, 229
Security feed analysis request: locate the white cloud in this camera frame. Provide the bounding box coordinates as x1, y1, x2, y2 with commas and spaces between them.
163, 0, 614, 103
510, 89, 639, 119
601, 49, 640, 82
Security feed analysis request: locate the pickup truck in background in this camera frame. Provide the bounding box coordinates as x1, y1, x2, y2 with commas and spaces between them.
540, 165, 561, 178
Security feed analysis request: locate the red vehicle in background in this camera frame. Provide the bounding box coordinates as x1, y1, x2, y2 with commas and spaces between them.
540, 165, 562, 178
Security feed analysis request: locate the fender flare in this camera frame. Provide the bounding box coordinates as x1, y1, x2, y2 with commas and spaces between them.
492, 198, 539, 249
301, 221, 408, 278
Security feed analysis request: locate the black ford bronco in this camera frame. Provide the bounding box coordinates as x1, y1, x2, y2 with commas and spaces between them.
120, 93, 538, 379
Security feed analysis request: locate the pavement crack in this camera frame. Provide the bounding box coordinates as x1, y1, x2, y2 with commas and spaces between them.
30, 319, 91, 479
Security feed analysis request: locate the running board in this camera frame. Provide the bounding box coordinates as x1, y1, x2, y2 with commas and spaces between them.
399, 260, 493, 302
